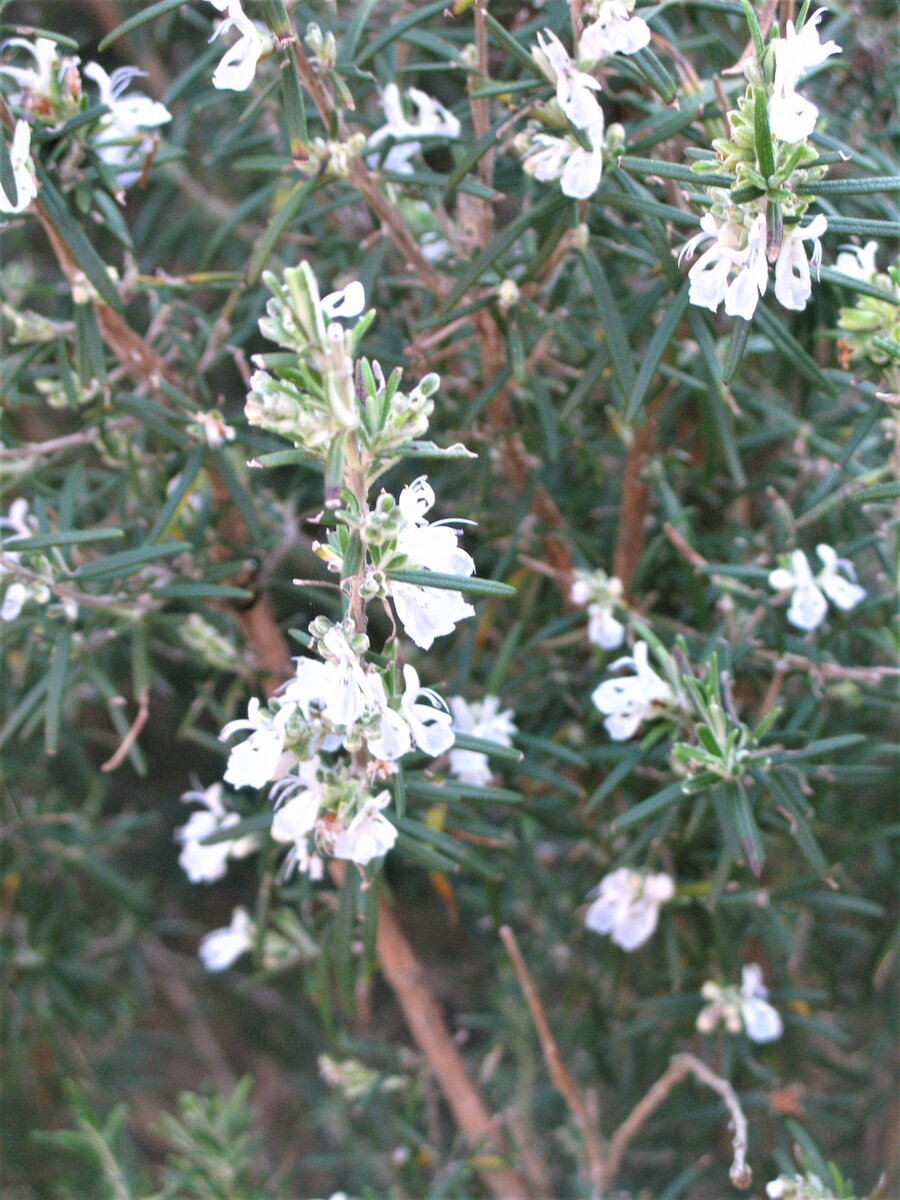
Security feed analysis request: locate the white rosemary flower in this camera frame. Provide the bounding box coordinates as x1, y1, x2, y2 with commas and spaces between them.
591, 641, 676, 741
579, 0, 651, 65
532, 29, 603, 130
199, 906, 254, 971
176, 783, 257, 883
679, 212, 768, 320
387, 476, 476, 651
367, 83, 460, 174
520, 113, 605, 200
83, 62, 171, 187
774, 216, 828, 311
270, 758, 323, 873
207, 0, 267, 92
584, 868, 674, 950
834, 240, 879, 281
332, 790, 397, 866
0, 498, 49, 619
768, 544, 865, 631
366, 665, 454, 762
448, 695, 517, 787
768, 8, 841, 144
321, 281, 366, 320
0, 120, 38, 215
220, 698, 294, 790
697, 963, 783, 1043
570, 569, 625, 650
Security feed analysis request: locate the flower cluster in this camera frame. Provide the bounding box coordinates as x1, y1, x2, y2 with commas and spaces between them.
584, 868, 674, 950
177, 783, 258, 883
696, 963, 783, 1043
0, 35, 172, 208
570, 567, 626, 650
766, 1174, 842, 1200
769, 544, 865, 631
515, 22, 638, 201
680, 9, 840, 319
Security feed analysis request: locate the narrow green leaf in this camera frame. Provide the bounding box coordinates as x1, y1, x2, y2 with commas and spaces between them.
246, 177, 320, 285
151, 582, 254, 600
582, 251, 637, 396
856, 480, 900, 502
145, 448, 206, 544
395, 818, 503, 881
403, 778, 522, 805
625, 281, 689, 420
631, 47, 677, 103
386, 568, 516, 598
75, 542, 185, 581
823, 216, 900, 237
0, 125, 18, 209
753, 88, 776, 180
797, 175, 900, 195
737, 0, 765, 62
587, 748, 643, 813
753, 303, 836, 395
723, 317, 752, 383
97, 0, 185, 51
355, 0, 448, 67
483, 12, 545, 75
446, 111, 520, 194
44, 628, 72, 756
34, 167, 122, 311
451, 733, 523, 763
612, 780, 687, 831
338, 0, 380, 64
768, 734, 865, 764
3, 529, 124, 552
732, 782, 765, 876
618, 156, 733, 188
279, 51, 308, 154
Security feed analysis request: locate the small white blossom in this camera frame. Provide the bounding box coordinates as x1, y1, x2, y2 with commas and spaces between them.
270, 758, 323, 873
774, 215, 827, 311
321, 281, 366, 320
317, 625, 377, 727
388, 476, 476, 651
332, 790, 397, 866
0, 498, 49, 619
584, 868, 674, 950
207, 0, 267, 92
834, 240, 879, 281
448, 695, 517, 787
697, 963, 783, 1043
366, 665, 454, 762
367, 83, 460, 174
520, 113, 605, 200
0, 120, 38, 214
83, 62, 171, 187
679, 212, 769, 320
532, 29, 603, 130
199, 906, 254, 971
769, 544, 864, 631
220, 698, 294, 790
191, 409, 235, 447
591, 641, 676, 741
579, 0, 651, 66
176, 783, 257, 883
768, 9, 841, 144
0, 37, 64, 105
570, 569, 625, 650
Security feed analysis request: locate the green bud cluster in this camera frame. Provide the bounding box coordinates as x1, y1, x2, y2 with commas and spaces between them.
837, 261, 900, 370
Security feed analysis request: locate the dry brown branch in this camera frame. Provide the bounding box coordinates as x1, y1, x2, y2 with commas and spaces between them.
614, 396, 663, 599
101, 687, 150, 772
500, 925, 606, 1197
664, 522, 709, 571
605, 1052, 752, 1190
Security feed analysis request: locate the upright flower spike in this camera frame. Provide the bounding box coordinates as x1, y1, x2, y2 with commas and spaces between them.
532, 29, 603, 130
83, 63, 171, 188
584, 869, 674, 950
768, 8, 841, 144
0, 120, 38, 215
206, 0, 267, 92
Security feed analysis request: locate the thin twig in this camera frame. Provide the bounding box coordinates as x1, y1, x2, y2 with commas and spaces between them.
500, 925, 606, 1197
604, 1052, 752, 1190
100, 687, 150, 772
